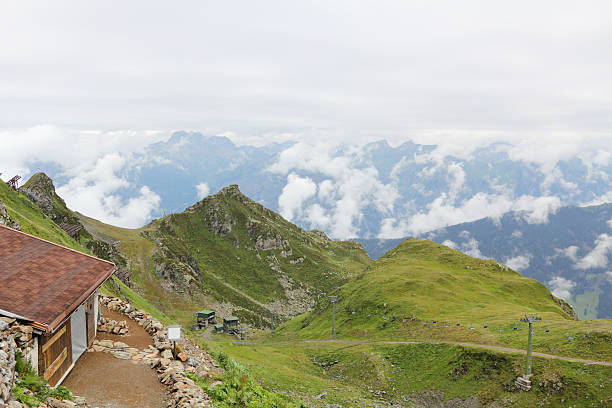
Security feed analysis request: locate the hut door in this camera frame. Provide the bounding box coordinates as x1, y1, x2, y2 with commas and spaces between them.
40, 320, 72, 387
85, 294, 96, 347
70, 303, 87, 364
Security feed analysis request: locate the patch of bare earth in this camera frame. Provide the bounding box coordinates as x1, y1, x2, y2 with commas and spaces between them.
63, 352, 168, 408
63, 306, 169, 408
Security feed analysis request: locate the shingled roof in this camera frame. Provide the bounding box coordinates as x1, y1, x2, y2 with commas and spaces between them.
0, 225, 115, 333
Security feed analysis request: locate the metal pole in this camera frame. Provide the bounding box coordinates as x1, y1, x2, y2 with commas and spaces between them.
521, 312, 540, 377
332, 301, 336, 335
526, 321, 533, 376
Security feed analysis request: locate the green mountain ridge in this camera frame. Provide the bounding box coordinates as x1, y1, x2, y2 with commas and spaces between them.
278, 239, 612, 362
285, 239, 577, 332
75, 183, 371, 327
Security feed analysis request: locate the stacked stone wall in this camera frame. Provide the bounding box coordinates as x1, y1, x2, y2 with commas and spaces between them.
0, 319, 17, 406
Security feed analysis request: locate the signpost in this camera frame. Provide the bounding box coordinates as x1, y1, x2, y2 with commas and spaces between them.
167, 325, 182, 358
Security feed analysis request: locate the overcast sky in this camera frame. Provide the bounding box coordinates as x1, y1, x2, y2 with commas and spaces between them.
1, 1, 612, 146
1, 2, 611, 230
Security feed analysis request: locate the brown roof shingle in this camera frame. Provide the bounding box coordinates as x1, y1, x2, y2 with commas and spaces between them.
0, 225, 115, 332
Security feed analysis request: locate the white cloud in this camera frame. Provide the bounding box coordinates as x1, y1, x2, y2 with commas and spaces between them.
278, 173, 317, 221
306, 203, 332, 230
548, 276, 576, 301
442, 240, 457, 249
608, 217, 612, 229
513, 195, 562, 224
0, 125, 166, 181
580, 191, 612, 207
606, 271, 612, 284
317, 179, 336, 203
446, 162, 465, 200
454, 231, 485, 258
195, 182, 210, 199
56, 153, 161, 228
511, 230, 522, 238
378, 192, 563, 238
270, 142, 399, 238
504, 254, 531, 271
574, 233, 612, 269
555, 245, 580, 262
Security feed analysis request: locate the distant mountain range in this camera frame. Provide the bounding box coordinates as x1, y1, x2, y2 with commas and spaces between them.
42, 131, 611, 240
357, 203, 612, 320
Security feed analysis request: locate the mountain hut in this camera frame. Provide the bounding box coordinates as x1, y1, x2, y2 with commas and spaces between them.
195, 309, 216, 329
223, 316, 239, 334
0, 225, 116, 386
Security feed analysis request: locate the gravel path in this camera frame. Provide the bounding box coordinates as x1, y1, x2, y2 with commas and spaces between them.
236, 339, 612, 366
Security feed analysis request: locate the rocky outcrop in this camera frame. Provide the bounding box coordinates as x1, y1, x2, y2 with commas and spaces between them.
0, 202, 21, 231
255, 233, 289, 251
551, 295, 579, 321
19, 173, 56, 217
19, 173, 67, 223
85, 240, 131, 283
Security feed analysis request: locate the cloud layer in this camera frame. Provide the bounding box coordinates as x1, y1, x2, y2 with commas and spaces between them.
548, 276, 576, 301
574, 234, 612, 269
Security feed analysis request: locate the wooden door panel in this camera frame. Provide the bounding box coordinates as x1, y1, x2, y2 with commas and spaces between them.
40, 319, 72, 387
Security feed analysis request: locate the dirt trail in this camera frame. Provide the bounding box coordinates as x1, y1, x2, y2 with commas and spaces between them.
63, 307, 168, 408
237, 339, 612, 367
63, 352, 167, 408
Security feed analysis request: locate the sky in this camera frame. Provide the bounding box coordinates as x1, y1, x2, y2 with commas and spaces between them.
2, 1, 612, 141
0, 1, 611, 230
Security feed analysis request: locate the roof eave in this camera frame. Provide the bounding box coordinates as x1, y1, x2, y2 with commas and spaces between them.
46, 265, 116, 333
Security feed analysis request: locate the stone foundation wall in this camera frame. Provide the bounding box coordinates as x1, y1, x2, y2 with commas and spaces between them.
0, 319, 17, 406
0, 316, 40, 407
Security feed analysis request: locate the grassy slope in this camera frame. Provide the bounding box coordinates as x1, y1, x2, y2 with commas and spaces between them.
198, 239, 611, 407
0, 181, 86, 251
206, 338, 611, 408
277, 239, 612, 360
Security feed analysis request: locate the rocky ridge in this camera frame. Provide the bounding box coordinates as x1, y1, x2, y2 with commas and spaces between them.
139, 184, 371, 328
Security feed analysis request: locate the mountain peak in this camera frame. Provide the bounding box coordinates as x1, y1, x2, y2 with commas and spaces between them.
22, 172, 55, 193
218, 184, 242, 197
20, 172, 59, 217
20, 172, 81, 227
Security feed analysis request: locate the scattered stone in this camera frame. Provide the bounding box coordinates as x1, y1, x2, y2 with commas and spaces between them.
515, 374, 533, 391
